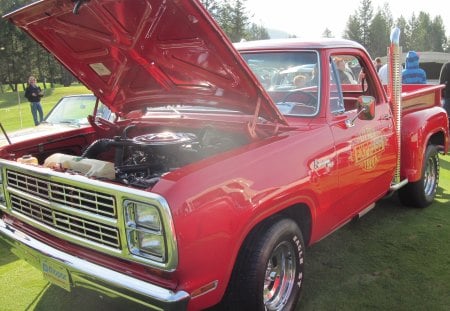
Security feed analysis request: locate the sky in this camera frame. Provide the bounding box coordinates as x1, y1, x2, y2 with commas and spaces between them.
245, 0, 449, 38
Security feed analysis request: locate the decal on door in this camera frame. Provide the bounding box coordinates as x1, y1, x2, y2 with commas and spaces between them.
351, 127, 386, 171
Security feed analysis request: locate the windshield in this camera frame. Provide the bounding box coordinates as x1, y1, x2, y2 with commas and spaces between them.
45, 95, 111, 125
240, 51, 320, 117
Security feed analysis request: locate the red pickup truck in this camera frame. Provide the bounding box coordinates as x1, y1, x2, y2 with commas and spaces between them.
0, 1, 448, 310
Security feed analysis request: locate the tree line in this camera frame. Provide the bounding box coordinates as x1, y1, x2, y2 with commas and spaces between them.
342, 0, 448, 59
0, 0, 448, 93
0, 0, 75, 93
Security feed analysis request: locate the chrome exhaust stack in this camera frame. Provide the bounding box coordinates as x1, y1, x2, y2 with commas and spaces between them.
388, 27, 408, 188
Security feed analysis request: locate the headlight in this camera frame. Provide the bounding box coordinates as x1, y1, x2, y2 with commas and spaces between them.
134, 203, 161, 231
135, 230, 165, 257
125, 200, 166, 261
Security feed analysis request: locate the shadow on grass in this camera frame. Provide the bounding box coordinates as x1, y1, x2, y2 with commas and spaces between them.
297, 192, 450, 310
33, 285, 150, 311
0, 239, 20, 266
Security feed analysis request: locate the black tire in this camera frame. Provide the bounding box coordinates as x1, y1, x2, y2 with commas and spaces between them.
220, 218, 305, 311
399, 144, 440, 208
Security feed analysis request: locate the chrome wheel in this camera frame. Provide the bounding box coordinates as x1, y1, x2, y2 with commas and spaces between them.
399, 144, 440, 208
264, 241, 296, 310
221, 218, 304, 310
423, 153, 439, 197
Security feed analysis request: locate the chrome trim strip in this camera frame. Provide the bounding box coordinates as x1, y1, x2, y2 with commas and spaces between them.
0, 218, 189, 311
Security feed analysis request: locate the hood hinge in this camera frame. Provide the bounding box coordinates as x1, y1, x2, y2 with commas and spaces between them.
247, 97, 262, 139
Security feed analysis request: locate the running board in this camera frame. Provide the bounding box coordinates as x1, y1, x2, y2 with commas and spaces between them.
390, 178, 409, 191
358, 203, 376, 218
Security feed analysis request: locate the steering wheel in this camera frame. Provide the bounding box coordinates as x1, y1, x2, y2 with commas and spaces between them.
280, 89, 317, 106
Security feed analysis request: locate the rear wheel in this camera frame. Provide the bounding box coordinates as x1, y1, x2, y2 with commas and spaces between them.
399, 144, 440, 208
221, 218, 304, 311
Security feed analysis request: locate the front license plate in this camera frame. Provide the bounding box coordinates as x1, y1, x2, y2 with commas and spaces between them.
42, 259, 71, 292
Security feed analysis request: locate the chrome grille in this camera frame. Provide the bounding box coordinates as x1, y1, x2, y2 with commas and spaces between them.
6, 170, 116, 217
6, 169, 120, 249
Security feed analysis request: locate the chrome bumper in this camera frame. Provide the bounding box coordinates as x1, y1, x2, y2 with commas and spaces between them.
0, 218, 189, 311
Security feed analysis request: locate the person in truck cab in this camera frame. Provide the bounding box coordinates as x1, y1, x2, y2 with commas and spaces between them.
402, 50, 427, 84
293, 74, 307, 88
334, 57, 356, 84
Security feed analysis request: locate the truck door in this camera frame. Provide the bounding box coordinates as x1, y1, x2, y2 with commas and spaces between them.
327, 53, 397, 223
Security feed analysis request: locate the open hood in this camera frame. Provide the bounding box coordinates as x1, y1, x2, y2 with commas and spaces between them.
5, 0, 286, 124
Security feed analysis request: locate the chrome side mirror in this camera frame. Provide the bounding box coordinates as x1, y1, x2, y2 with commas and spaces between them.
345, 96, 376, 128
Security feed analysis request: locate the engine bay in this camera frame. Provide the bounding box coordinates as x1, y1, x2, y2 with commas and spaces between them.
36, 124, 249, 189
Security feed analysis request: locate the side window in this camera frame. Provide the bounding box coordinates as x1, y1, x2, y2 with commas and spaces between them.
330, 55, 368, 113
329, 57, 344, 113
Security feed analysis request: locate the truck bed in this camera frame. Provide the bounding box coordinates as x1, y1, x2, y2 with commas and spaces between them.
400, 84, 444, 112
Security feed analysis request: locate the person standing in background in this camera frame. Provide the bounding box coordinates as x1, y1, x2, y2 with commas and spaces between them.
402, 51, 427, 84
24, 76, 44, 125
374, 57, 383, 72
439, 62, 450, 118
378, 63, 388, 84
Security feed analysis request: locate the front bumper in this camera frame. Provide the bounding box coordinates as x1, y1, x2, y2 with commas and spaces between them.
0, 218, 190, 311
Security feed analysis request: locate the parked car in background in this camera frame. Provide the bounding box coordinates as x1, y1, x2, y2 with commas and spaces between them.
0, 94, 112, 146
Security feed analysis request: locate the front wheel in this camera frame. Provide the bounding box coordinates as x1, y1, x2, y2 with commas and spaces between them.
399, 144, 440, 208
221, 218, 305, 311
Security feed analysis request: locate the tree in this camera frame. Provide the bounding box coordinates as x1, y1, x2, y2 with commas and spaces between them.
367, 4, 392, 58
322, 28, 333, 38
368, 12, 390, 58
200, 0, 269, 42
430, 16, 446, 52
358, 0, 374, 48
200, 0, 221, 19
396, 16, 411, 52
343, 0, 448, 57
0, 0, 86, 90
344, 12, 362, 42
246, 23, 270, 41
228, 0, 249, 42
409, 12, 432, 51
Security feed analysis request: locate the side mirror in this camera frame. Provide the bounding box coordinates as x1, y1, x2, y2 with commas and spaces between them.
345, 96, 376, 127
356, 96, 375, 120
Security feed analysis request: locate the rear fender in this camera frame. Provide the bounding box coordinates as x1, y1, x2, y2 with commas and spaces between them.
400, 106, 448, 182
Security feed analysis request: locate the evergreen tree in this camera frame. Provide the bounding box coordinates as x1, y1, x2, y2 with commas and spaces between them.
322, 28, 333, 38
411, 12, 432, 51
246, 23, 270, 41
200, 0, 269, 42
228, 0, 250, 42
369, 12, 390, 58
430, 16, 446, 52
199, 0, 221, 19
344, 12, 362, 42
396, 16, 411, 52
358, 0, 374, 47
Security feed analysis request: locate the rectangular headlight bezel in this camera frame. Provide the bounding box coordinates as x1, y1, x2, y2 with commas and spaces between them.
125, 199, 167, 262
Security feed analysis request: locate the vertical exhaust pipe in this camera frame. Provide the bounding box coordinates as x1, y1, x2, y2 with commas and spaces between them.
388, 28, 403, 185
